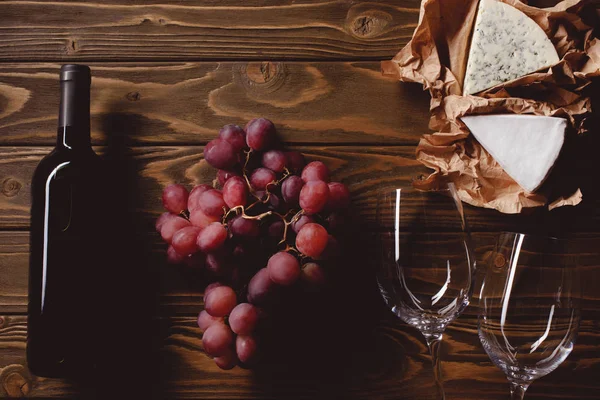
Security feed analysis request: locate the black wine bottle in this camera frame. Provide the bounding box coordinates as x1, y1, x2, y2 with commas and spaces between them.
27, 65, 107, 378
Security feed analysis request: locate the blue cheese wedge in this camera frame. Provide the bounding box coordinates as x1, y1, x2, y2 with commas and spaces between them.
463, 0, 560, 95
461, 114, 566, 192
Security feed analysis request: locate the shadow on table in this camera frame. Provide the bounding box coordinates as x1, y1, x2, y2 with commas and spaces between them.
68, 110, 164, 398
247, 218, 424, 399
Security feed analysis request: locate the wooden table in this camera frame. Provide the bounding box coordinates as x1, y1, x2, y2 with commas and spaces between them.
1, 1, 599, 398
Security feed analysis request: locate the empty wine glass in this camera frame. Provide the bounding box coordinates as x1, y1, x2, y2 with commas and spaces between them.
478, 232, 581, 400
376, 183, 475, 399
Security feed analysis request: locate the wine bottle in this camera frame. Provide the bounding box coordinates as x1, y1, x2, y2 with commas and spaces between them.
27, 65, 107, 378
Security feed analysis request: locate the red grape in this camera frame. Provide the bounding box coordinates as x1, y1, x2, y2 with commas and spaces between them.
296, 223, 328, 259
202, 322, 234, 357
219, 124, 246, 152
229, 303, 259, 335
267, 251, 300, 286
205, 286, 238, 317
167, 245, 186, 264
158, 119, 350, 370
190, 208, 220, 229
197, 310, 224, 332
160, 217, 191, 244
285, 151, 306, 173
197, 222, 228, 253
230, 215, 260, 237
217, 169, 240, 187
198, 189, 227, 217
281, 175, 304, 206
205, 252, 230, 276
250, 168, 276, 191
245, 118, 276, 151
291, 215, 314, 233
300, 262, 326, 286
267, 219, 285, 239
299, 180, 329, 215
262, 150, 286, 173
326, 182, 350, 210
204, 138, 238, 170
267, 193, 283, 212
188, 184, 212, 212
222, 176, 248, 209
247, 268, 275, 305
156, 212, 177, 232
214, 348, 238, 370
236, 335, 258, 364
204, 282, 224, 302
171, 226, 202, 256
301, 161, 330, 183
162, 184, 189, 214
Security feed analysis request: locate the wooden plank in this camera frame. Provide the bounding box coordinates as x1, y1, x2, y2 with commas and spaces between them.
4, 231, 600, 316
1, 145, 599, 232
0, 1, 419, 61
0, 62, 431, 146
0, 145, 424, 229
1, 315, 599, 399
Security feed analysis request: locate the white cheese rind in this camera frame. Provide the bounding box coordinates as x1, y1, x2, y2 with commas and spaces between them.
463, 0, 560, 95
461, 114, 566, 192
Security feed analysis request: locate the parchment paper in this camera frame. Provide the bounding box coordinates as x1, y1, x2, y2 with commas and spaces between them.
382, 0, 599, 213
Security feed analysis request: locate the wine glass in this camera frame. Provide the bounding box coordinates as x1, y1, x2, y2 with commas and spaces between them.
478, 232, 581, 400
376, 183, 475, 399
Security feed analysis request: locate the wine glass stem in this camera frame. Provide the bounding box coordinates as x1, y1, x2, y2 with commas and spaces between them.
425, 333, 445, 400
509, 381, 529, 400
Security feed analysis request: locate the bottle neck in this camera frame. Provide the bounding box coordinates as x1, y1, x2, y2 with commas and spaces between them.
56, 126, 91, 150
57, 65, 91, 151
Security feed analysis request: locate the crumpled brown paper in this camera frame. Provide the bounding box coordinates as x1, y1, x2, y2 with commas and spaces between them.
382, 0, 599, 213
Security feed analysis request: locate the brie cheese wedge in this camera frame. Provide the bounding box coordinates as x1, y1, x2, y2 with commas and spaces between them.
461, 114, 566, 192
463, 0, 560, 95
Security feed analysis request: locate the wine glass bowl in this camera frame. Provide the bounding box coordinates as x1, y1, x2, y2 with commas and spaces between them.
376, 184, 475, 399
478, 232, 581, 399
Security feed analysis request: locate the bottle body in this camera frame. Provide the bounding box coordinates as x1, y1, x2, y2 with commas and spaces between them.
27, 65, 106, 378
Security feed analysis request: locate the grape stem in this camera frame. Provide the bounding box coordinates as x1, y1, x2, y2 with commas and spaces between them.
243, 210, 273, 221
222, 205, 274, 225
242, 148, 292, 211
180, 210, 190, 221
276, 209, 304, 245
222, 205, 244, 225
236, 148, 306, 252
285, 245, 301, 255
245, 193, 269, 211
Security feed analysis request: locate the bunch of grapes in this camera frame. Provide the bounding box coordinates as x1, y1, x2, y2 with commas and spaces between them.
156, 118, 350, 369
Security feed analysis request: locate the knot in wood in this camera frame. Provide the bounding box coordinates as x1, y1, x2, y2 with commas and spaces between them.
1, 366, 31, 397
126, 91, 141, 101
245, 62, 279, 84
235, 62, 286, 96
0, 316, 5, 328
494, 254, 506, 269
346, 7, 392, 39
64, 39, 78, 54
1, 178, 21, 198
141, 16, 167, 26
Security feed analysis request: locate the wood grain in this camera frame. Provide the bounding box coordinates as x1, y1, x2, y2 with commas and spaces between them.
3, 230, 599, 316
0, 1, 419, 61
1, 313, 599, 399
1, 1, 598, 397
0, 62, 431, 146
1, 146, 599, 232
